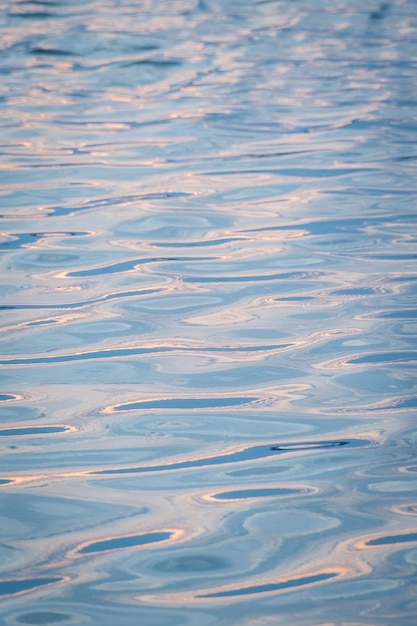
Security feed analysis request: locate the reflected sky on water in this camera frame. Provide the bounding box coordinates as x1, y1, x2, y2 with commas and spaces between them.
1, 0, 417, 624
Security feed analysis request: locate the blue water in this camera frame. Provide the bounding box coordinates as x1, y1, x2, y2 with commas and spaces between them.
1, 0, 417, 624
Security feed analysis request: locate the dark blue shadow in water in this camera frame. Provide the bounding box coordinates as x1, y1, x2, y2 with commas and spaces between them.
347, 351, 417, 365
366, 532, 417, 546
0, 426, 69, 437
185, 270, 320, 284
199, 572, 338, 598
0, 578, 63, 597
66, 256, 211, 277
78, 531, 173, 554
0, 344, 286, 365
211, 487, 307, 500
114, 397, 257, 411
0, 394, 16, 401
0, 232, 87, 251
0, 288, 162, 311
93, 439, 368, 476
271, 441, 349, 451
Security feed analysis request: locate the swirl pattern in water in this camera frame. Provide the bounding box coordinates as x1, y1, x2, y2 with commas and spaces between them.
1, 0, 417, 624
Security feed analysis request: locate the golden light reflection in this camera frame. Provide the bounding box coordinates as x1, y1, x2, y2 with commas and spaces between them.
0, 575, 70, 600
316, 350, 417, 371
201, 484, 318, 503
0, 425, 374, 492
68, 528, 184, 560
0, 392, 24, 402
138, 567, 347, 605
0, 313, 87, 334
104, 383, 312, 414
0, 424, 77, 437
355, 529, 417, 551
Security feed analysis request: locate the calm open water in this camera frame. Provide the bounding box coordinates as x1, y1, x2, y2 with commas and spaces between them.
1, 0, 417, 624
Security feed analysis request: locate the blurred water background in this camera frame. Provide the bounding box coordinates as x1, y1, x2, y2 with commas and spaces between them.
1, 0, 417, 624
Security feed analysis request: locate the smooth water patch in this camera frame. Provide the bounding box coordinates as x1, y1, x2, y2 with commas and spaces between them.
227, 466, 290, 477
209, 486, 314, 501
14, 612, 73, 625
153, 555, 228, 574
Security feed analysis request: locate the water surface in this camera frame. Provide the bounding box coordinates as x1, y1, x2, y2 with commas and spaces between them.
1, 0, 417, 624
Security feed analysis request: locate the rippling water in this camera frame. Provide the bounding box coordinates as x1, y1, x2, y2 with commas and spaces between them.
1, 0, 417, 624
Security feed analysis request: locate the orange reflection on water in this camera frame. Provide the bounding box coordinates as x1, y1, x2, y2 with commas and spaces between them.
0, 312, 87, 334
0, 575, 70, 600
0, 392, 24, 402
355, 529, 417, 550
68, 528, 184, 560
139, 567, 347, 605
201, 483, 318, 503
103, 383, 312, 414
0, 424, 76, 437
